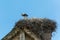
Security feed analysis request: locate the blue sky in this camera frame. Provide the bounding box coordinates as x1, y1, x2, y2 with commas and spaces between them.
0, 0, 60, 40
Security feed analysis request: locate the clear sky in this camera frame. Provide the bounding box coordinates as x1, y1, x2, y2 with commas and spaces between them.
0, 0, 60, 40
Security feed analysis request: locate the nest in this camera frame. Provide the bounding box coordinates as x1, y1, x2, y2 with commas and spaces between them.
15, 18, 56, 37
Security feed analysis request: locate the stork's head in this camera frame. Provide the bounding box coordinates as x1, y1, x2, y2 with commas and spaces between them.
21, 13, 28, 17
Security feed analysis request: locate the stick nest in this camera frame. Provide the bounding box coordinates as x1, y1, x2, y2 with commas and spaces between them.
15, 18, 56, 36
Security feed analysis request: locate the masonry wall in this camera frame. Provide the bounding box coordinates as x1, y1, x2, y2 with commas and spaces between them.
41, 33, 51, 40
9, 32, 51, 40
25, 34, 34, 40
10, 32, 34, 40
10, 33, 20, 40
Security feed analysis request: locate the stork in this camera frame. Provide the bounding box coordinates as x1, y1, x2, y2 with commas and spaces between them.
21, 13, 28, 20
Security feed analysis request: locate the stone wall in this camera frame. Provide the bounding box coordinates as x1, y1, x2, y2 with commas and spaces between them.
10, 32, 34, 40
40, 33, 51, 40
11, 33, 20, 40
